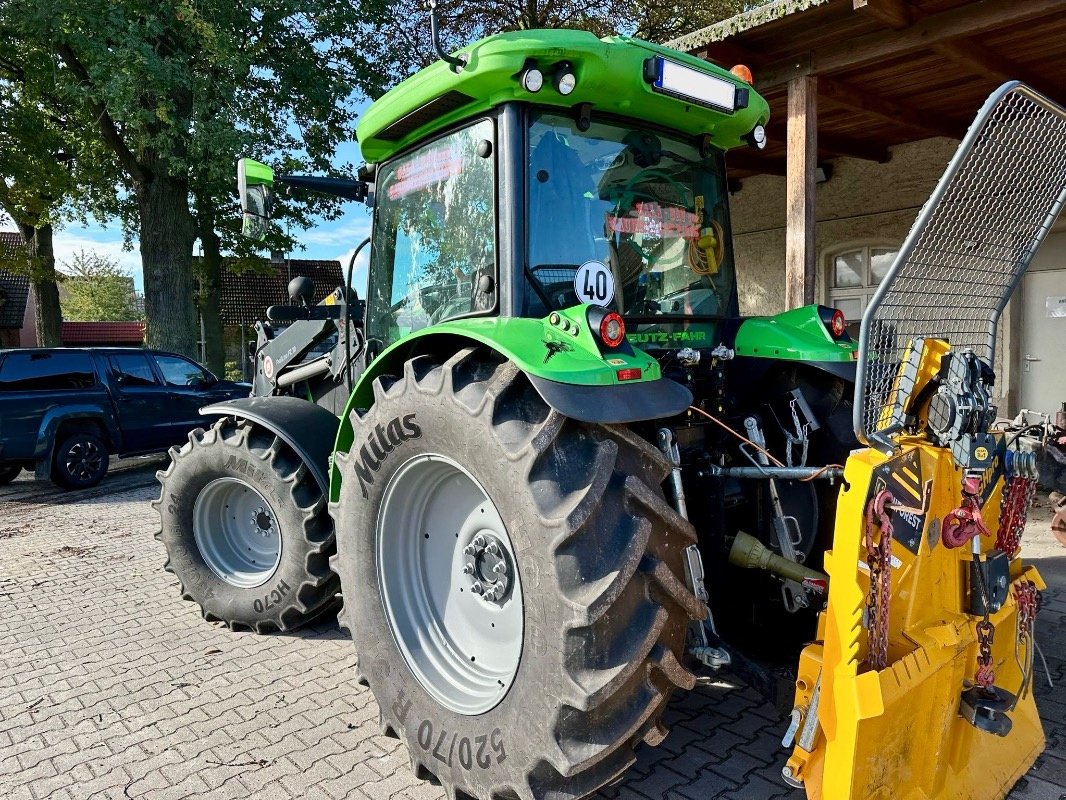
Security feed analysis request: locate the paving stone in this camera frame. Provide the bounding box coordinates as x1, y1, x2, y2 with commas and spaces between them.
2, 469, 1064, 800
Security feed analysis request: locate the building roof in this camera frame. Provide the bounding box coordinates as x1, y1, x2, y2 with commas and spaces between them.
669, 0, 1066, 180
0, 231, 31, 329
667, 0, 830, 53
209, 258, 345, 327
61, 321, 146, 345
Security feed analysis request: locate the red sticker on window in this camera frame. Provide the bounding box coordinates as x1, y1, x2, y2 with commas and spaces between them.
607, 202, 698, 239
388, 144, 466, 200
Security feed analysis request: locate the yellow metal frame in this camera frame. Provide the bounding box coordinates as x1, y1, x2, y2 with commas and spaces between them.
786, 440, 1045, 799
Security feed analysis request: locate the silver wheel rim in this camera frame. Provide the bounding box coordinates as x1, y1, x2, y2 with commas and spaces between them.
193, 477, 282, 589
377, 454, 523, 716
65, 440, 104, 482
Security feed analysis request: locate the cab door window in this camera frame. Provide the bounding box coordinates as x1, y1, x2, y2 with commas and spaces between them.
368, 119, 496, 348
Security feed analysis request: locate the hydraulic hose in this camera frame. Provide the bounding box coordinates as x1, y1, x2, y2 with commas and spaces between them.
345, 236, 371, 391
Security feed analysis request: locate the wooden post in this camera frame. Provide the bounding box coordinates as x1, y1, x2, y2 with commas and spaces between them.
785, 75, 818, 309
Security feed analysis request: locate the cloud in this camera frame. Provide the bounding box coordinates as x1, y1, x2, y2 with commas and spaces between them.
52, 230, 145, 289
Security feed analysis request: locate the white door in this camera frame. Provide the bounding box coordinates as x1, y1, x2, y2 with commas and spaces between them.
1019, 269, 1066, 414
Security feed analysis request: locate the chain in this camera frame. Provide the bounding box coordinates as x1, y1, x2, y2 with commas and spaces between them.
996, 474, 1037, 557
941, 476, 991, 549
864, 490, 895, 672
975, 617, 996, 689
1015, 579, 1041, 639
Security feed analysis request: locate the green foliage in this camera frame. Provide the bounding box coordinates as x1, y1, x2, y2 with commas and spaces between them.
357, 0, 767, 91
223, 361, 243, 381
59, 250, 143, 322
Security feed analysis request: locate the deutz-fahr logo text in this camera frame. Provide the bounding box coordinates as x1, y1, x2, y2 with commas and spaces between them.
353, 414, 422, 497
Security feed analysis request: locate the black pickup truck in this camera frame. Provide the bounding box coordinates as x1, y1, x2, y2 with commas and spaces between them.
0, 347, 249, 489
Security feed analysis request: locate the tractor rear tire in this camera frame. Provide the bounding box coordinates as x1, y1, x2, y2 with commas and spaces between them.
154, 417, 339, 633
330, 348, 702, 800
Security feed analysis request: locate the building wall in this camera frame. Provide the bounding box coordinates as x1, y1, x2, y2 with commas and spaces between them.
727, 137, 1066, 414
729, 136, 961, 315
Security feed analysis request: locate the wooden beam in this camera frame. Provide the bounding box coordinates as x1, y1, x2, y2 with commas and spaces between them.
853, 0, 913, 30
726, 151, 787, 176
755, 0, 1064, 90
785, 75, 818, 310
701, 40, 765, 69
818, 74, 962, 139
855, 0, 1062, 108
768, 124, 892, 162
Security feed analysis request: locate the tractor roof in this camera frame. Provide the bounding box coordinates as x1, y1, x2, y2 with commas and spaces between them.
355, 29, 770, 163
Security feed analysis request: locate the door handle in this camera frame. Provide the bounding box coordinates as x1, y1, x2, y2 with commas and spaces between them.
1024, 354, 1041, 362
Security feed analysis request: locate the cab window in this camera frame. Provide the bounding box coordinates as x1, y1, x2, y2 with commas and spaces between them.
368, 119, 496, 348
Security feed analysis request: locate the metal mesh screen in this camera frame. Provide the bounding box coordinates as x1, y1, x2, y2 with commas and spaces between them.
855, 83, 1066, 450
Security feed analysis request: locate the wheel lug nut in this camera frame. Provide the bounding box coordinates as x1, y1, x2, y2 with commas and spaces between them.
471, 582, 484, 595
462, 564, 474, 575
472, 535, 485, 548
463, 544, 477, 555
486, 542, 500, 556
493, 562, 505, 574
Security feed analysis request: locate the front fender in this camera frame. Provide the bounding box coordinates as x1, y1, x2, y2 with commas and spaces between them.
200, 397, 340, 494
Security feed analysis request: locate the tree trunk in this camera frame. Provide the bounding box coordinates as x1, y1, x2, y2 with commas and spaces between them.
138, 176, 198, 358
15, 221, 63, 346
197, 204, 226, 376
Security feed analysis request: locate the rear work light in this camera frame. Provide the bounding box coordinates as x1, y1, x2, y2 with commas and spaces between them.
644, 56, 739, 113
616, 368, 642, 382
599, 312, 626, 348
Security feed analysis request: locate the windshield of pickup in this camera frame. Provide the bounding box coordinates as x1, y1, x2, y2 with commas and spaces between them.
525, 111, 737, 327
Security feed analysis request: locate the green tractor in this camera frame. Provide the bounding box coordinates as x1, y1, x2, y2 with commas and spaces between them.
156, 22, 863, 799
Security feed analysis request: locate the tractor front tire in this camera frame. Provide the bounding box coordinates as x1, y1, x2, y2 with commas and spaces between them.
154, 418, 339, 633
330, 349, 702, 800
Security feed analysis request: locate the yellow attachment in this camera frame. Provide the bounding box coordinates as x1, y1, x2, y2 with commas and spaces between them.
877, 337, 951, 433
787, 438, 1045, 800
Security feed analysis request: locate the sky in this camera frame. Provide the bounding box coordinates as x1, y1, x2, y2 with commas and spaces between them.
2, 112, 376, 298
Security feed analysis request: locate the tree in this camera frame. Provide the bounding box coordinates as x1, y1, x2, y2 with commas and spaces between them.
0, 36, 118, 346
357, 0, 763, 87
6, 1, 383, 359
59, 251, 142, 322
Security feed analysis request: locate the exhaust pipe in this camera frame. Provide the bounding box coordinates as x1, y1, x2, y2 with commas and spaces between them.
728, 532, 829, 593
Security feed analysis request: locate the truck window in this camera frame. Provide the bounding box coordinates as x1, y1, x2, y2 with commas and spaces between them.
0, 351, 96, 391
154, 355, 208, 387
110, 354, 159, 387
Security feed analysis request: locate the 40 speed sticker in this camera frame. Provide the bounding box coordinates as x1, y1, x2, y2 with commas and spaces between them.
573, 260, 614, 307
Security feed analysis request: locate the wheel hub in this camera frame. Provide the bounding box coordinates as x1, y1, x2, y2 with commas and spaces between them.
193, 477, 282, 588
461, 532, 513, 604
377, 454, 523, 716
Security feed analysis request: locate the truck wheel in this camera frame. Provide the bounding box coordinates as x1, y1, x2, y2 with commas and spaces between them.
154, 417, 339, 632
51, 432, 109, 489
0, 463, 21, 486
331, 349, 702, 800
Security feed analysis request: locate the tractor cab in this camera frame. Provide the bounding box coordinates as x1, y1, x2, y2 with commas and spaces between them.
241, 29, 772, 359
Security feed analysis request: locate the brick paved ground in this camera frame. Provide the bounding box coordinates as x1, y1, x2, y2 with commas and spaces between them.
1, 460, 1064, 800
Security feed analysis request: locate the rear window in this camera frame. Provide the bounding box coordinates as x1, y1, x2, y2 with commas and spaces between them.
0, 352, 96, 391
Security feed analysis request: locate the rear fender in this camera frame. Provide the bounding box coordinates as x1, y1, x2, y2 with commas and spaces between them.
331, 315, 693, 501
200, 397, 340, 494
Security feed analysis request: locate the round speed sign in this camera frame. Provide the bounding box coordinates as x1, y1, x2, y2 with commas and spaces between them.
573, 260, 615, 307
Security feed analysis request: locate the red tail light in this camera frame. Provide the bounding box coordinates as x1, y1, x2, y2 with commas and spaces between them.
830, 309, 847, 338
599, 312, 625, 348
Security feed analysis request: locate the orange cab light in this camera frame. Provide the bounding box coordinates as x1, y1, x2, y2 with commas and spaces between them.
730, 64, 753, 84
616, 368, 642, 382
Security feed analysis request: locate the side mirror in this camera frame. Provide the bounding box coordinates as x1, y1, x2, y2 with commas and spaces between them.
238, 158, 275, 241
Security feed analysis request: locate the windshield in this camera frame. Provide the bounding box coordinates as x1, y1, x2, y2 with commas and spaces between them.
526, 111, 737, 329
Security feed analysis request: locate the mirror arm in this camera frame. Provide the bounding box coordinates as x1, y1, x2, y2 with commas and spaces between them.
278, 175, 370, 203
